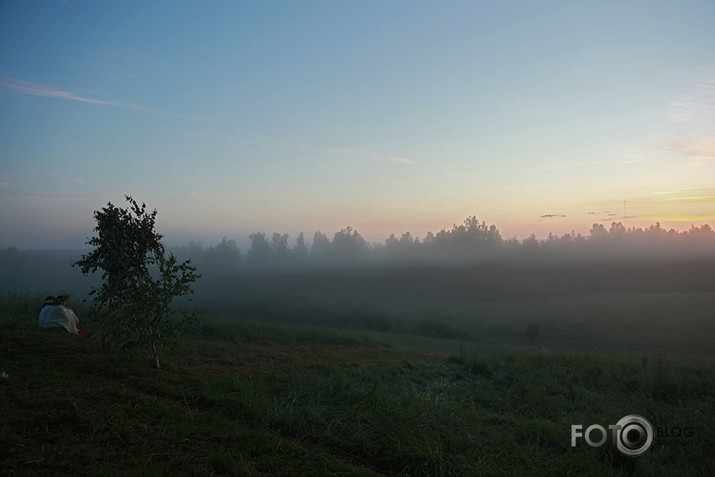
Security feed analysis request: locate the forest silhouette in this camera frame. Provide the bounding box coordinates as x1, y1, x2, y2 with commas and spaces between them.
3, 216, 714, 316
168, 216, 715, 271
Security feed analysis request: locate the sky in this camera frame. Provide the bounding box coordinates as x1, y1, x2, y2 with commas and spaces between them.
1, 0, 714, 250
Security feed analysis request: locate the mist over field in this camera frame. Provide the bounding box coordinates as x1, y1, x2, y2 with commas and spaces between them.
3, 217, 714, 476
3, 217, 714, 358
3, 218, 715, 289
3, 2, 715, 473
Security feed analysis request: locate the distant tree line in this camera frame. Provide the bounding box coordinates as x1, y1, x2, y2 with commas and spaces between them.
170, 217, 715, 272
1, 216, 714, 295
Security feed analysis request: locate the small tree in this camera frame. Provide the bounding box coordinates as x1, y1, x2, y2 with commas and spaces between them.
74, 196, 200, 368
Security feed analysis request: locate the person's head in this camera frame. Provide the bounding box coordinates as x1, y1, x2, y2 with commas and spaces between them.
54, 294, 70, 306
44, 296, 55, 307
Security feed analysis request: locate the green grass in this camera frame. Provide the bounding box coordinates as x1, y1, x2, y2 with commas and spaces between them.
1, 294, 713, 475
379, 292, 715, 357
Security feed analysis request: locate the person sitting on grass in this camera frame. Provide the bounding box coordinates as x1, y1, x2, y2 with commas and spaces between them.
38, 296, 55, 323
38, 294, 88, 335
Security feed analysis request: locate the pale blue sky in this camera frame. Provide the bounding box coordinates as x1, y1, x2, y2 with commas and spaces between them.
1, 0, 714, 249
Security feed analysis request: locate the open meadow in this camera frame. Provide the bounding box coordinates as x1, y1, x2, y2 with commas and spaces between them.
1, 292, 713, 476
5, 1, 715, 474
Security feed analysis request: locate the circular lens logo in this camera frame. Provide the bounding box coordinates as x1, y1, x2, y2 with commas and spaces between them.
615, 415, 653, 456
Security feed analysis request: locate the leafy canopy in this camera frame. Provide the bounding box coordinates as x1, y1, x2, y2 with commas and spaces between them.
74, 196, 200, 368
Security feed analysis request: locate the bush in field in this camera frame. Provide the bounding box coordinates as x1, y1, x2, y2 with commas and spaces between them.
414, 320, 468, 340
360, 315, 393, 332
74, 196, 200, 368
526, 322, 541, 339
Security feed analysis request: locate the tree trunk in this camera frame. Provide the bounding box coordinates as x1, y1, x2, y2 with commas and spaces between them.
148, 324, 161, 369
152, 340, 161, 369
102, 299, 112, 346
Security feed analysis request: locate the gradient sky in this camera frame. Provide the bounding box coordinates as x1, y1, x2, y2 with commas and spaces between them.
1, 0, 714, 249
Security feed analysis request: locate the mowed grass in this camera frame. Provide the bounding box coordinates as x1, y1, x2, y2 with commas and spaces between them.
1, 295, 713, 476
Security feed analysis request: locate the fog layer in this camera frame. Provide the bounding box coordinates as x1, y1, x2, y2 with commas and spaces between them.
3, 217, 714, 302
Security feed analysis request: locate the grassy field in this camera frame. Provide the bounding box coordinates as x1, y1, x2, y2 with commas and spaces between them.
378, 292, 715, 357
1, 294, 713, 476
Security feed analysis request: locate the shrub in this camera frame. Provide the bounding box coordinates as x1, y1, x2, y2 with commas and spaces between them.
526, 322, 541, 339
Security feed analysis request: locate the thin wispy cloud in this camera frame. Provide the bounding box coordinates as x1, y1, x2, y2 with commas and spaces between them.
317, 146, 418, 165
652, 186, 715, 203
638, 214, 715, 223
661, 136, 715, 163
0, 77, 151, 111
619, 155, 646, 164
30, 194, 118, 201
652, 186, 715, 196
663, 79, 715, 165
0, 76, 205, 121
21, 168, 84, 185
658, 195, 715, 202
669, 79, 715, 127
180, 129, 269, 147
10, 189, 119, 201
0, 168, 114, 201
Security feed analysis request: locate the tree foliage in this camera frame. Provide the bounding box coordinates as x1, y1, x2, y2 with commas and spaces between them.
74, 196, 200, 368
172, 217, 715, 272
